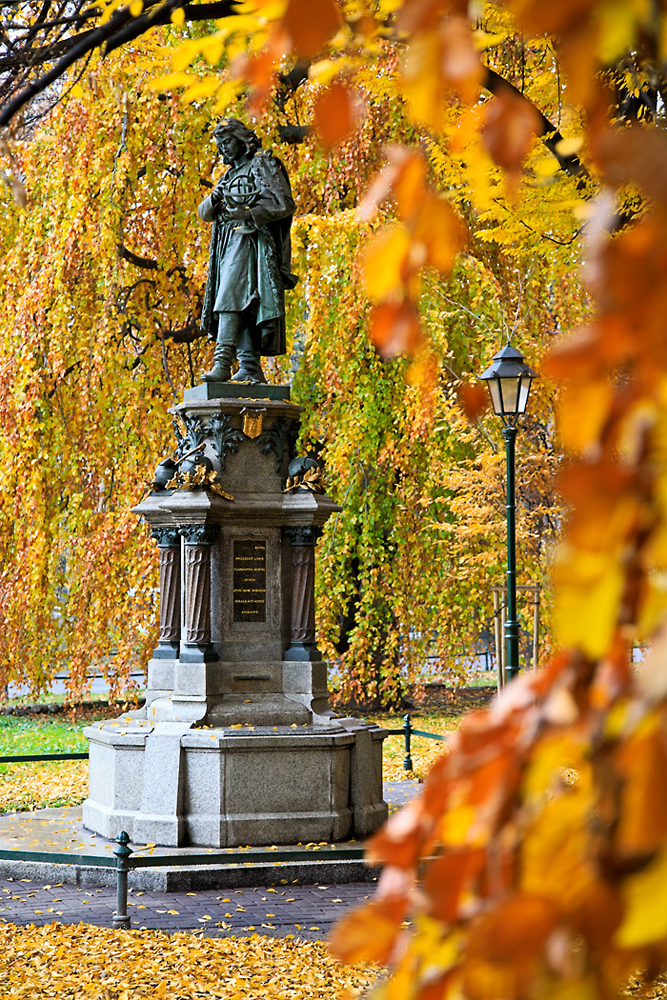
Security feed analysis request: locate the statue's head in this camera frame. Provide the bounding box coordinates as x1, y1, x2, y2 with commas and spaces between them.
213, 119, 262, 158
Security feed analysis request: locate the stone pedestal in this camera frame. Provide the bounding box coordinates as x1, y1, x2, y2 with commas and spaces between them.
83, 385, 388, 847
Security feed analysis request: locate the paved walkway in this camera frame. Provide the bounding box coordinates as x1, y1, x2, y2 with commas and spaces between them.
0, 782, 421, 936
0, 875, 374, 939
0, 781, 420, 864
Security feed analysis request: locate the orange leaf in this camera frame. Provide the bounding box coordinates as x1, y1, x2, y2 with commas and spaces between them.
424, 848, 486, 923
313, 80, 360, 150
457, 383, 489, 422
361, 223, 412, 300
402, 15, 482, 129
466, 893, 557, 966
413, 192, 466, 272
568, 878, 624, 955
456, 714, 515, 757
283, 0, 341, 58
615, 721, 667, 855
506, 0, 595, 35
439, 13, 484, 104
555, 461, 636, 551
328, 895, 408, 964
481, 89, 541, 182
393, 151, 429, 220
237, 29, 287, 114
370, 300, 422, 358
366, 797, 425, 869
358, 146, 426, 222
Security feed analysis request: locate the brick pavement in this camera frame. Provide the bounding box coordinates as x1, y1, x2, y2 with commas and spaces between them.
0, 875, 377, 940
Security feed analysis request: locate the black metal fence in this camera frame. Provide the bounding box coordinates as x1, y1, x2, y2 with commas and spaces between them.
0, 715, 447, 927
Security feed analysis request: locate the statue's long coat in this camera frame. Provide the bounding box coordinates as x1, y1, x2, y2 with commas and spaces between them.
198, 151, 298, 356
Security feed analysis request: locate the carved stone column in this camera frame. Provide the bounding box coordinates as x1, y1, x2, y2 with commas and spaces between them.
283, 526, 323, 661
179, 524, 218, 663
150, 528, 181, 659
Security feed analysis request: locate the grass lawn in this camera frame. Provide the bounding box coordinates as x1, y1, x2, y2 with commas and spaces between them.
0, 686, 498, 813
369, 713, 453, 781
0, 708, 461, 813
0, 711, 102, 814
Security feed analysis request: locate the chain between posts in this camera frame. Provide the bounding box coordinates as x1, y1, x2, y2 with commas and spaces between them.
112, 830, 132, 929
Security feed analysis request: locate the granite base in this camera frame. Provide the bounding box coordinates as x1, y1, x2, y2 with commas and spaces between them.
82, 719, 387, 848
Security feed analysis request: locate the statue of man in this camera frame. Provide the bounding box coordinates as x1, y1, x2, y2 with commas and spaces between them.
198, 119, 298, 384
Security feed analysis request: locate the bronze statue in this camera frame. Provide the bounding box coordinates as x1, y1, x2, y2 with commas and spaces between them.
199, 119, 298, 384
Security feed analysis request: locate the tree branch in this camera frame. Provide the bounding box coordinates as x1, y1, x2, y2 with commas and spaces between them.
0, 0, 234, 128
483, 68, 590, 188
119, 245, 159, 269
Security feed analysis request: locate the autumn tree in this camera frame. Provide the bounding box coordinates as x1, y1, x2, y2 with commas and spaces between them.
0, 0, 583, 703
7, 1, 667, 993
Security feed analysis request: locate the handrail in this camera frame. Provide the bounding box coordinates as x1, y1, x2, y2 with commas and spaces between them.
377, 714, 446, 772
0, 716, 449, 777
0, 726, 449, 928
0, 752, 88, 763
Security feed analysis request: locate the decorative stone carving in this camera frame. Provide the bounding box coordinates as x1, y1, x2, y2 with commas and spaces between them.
290, 545, 316, 644
158, 546, 181, 643
184, 545, 211, 645
179, 524, 218, 649
173, 413, 205, 458
283, 525, 323, 660
150, 526, 180, 547
149, 527, 181, 656
179, 524, 218, 546
283, 525, 323, 547
257, 416, 299, 473
208, 412, 245, 470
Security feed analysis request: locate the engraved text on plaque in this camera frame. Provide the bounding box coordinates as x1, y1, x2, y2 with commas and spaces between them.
233, 540, 267, 623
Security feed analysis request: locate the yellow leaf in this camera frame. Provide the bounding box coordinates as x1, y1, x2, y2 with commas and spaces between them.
533, 156, 560, 177
362, 223, 411, 300
555, 136, 584, 158
553, 548, 625, 658
214, 79, 243, 113
472, 30, 506, 51
308, 57, 354, 84
148, 72, 194, 92
170, 6, 185, 24
616, 847, 667, 947
182, 77, 222, 103
171, 38, 204, 71
557, 381, 613, 454
200, 35, 225, 64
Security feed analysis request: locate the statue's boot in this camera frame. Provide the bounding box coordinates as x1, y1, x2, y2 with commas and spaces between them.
230, 332, 265, 384
202, 340, 235, 382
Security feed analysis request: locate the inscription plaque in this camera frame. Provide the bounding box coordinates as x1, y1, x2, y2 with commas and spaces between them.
233, 540, 267, 623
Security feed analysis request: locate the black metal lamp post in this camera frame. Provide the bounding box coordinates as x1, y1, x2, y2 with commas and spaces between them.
480, 344, 538, 683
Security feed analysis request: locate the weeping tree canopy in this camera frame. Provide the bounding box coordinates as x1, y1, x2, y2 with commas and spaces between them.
5, 3, 667, 998
0, 7, 587, 704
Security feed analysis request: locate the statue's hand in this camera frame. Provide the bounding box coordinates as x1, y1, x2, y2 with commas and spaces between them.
210, 184, 228, 212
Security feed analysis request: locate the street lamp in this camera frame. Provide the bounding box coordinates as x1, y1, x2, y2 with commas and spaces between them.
480, 343, 538, 683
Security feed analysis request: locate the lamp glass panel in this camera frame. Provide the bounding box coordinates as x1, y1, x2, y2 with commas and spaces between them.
517, 375, 533, 414
488, 379, 503, 415
498, 376, 520, 414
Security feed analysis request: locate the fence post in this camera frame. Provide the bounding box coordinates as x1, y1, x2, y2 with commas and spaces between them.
113, 830, 132, 929
402, 714, 413, 772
